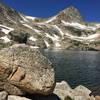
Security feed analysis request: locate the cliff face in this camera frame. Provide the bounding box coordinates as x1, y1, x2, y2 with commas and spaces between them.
0, 3, 100, 50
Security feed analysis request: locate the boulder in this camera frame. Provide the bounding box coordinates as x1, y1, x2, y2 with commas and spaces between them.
0, 44, 55, 95
9, 31, 28, 44
74, 85, 91, 96
53, 81, 73, 100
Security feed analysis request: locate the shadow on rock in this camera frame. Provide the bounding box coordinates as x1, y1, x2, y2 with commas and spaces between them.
25, 93, 61, 100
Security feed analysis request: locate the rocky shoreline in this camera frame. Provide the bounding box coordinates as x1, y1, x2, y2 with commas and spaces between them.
0, 81, 100, 100
0, 44, 99, 100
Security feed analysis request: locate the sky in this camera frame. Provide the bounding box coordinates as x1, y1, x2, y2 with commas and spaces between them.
0, 0, 100, 22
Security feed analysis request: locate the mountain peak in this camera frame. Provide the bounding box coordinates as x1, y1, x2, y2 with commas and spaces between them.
46, 6, 84, 24
63, 6, 79, 12
60, 6, 83, 23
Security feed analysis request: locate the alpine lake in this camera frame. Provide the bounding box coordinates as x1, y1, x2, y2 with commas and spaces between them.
41, 49, 100, 95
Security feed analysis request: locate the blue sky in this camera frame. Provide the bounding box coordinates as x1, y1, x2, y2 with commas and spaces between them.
0, 0, 100, 22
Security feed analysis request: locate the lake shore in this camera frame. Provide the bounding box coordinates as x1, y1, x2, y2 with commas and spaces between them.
1, 81, 100, 100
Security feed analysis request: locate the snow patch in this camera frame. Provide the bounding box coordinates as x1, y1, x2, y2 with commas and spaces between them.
53, 34, 60, 39
80, 33, 100, 40
0, 24, 14, 34
20, 20, 25, 23
53, 25, 64, 36
19, 14, 29, 22
29, 36, 37, 41
65, 32, 100, 42
55, 42, 61, 47
45, 16, 57, 23
1, 36, 11, 43
95, 24, 100, 29
46, 33, 58, 41
33, 29, 40, 33
25, 16, 36, 20
50, 23, 100, 42
62, 20, 97, 31
44, 40, 50, 47
30, 46, 39, 49
45, 33, 61, 48
23, 24, 33, 30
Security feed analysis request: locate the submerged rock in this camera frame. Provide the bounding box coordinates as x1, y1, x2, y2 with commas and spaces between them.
0, 44, 55, 95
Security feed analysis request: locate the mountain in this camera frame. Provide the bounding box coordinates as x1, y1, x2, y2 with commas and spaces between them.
47, 6, 83, 24
0, 3, 100, 50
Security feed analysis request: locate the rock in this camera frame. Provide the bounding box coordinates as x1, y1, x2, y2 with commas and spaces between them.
87, 96, 95, 100
8, 95, 31, 100
95, 96, 100, 100
27, 38, 46, 49
54, 81, 92, 100
67, 85, 91, 100
0, 32, 6, 37
0, 91, 8, 100
0, 44, 55, 95
74, 85, 91, 96
53, 81, 73, 100
54, 81, 71, 91
9, 30, 28, 44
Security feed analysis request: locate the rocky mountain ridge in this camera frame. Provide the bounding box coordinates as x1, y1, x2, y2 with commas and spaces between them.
0, 3, 100, 50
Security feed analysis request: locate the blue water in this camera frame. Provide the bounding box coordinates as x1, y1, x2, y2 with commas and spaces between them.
42, 50, 100, 95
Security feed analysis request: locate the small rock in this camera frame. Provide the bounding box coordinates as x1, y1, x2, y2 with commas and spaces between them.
95, 96, 100, 100
0, 91, 8, 100
55, 81, 71, 90
74, 85, 91, 96
87, 96, 95, 100
8, 95, 31, 100
54, 81, 73, 100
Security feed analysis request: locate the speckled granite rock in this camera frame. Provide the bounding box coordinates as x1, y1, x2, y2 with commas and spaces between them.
0, 44, 55, 95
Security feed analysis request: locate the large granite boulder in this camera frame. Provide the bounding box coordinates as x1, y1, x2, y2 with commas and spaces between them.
0, 44, 55, 95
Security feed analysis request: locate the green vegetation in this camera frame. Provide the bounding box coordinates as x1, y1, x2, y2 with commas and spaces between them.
33, 18, 48, 23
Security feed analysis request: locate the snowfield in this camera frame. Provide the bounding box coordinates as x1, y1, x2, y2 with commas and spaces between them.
0, 24, 14, 34
61, 20, 98, 31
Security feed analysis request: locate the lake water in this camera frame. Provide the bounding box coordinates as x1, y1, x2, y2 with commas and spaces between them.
42, 50, 100, 95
